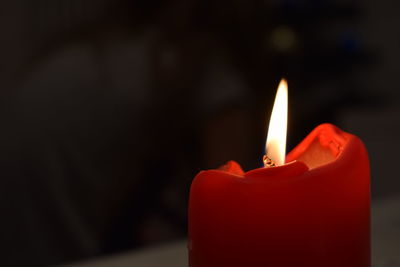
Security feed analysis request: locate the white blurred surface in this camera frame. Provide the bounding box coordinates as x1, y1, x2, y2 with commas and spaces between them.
372, 196, 400, 267
61, 196, 400, 267
60, 241, 187, 267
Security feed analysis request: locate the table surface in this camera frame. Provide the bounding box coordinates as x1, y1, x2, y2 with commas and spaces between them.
60, 196, 400, 267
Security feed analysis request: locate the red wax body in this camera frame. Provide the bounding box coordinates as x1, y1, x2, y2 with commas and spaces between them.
188, 124, 370, 267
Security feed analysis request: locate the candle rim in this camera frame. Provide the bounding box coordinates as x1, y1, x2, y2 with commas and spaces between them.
246, 123, 354, 179
200, 123, 363, 183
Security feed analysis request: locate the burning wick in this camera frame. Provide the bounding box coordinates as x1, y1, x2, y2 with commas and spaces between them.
263, 155, 276, 168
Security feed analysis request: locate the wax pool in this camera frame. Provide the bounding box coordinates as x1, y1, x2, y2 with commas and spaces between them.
188, 123, 370, 267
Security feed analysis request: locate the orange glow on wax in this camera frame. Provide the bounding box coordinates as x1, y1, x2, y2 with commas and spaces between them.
265, 79, 288, 166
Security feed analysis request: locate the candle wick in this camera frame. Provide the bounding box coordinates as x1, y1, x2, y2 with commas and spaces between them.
263, 155, 276, 168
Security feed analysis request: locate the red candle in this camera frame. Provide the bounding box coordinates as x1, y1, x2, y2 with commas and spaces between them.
188, 80, 370, 267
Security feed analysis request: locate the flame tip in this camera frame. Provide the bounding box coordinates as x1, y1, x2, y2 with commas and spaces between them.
278, 78, 288, 88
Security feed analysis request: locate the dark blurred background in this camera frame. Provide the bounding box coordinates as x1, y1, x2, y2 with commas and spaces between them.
0, 0, 399, 266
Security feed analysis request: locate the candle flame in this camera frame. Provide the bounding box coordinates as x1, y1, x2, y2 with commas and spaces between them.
265, 79, 288, 166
